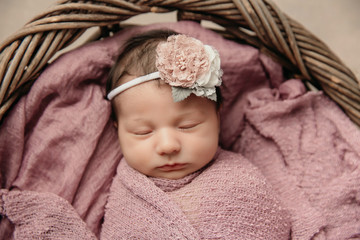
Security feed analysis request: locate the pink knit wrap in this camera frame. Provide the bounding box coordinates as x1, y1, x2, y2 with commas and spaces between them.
100, 149, 291, 239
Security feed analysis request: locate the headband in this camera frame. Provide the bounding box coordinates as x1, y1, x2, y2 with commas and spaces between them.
107, 34, 222, 102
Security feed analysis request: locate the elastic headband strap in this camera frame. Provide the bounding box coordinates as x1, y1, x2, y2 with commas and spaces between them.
107, 72, 160, 100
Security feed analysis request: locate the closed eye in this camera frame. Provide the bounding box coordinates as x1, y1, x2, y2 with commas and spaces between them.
132, 129, 153, 136
178, 122, 200, 130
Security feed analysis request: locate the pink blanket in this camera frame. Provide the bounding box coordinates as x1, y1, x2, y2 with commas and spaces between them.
0, 21, 360, 239
236, 80, 360, 239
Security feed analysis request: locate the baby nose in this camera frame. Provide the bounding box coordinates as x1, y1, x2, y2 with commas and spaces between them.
156, 128, 181, 156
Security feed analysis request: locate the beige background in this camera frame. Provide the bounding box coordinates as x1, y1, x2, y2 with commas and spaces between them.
0, 0, 359, 80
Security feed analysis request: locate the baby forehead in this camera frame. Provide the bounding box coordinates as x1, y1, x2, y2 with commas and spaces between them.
114, 86, 214, 113
114, 79, 170, 101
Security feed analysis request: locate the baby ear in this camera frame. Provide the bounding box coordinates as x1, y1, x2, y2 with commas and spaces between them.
113, 121, 118, 129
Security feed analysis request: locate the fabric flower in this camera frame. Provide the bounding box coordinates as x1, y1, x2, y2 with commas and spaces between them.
156, 34, 222, 102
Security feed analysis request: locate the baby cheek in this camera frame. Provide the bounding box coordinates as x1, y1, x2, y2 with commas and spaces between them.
187, 133, 218, 159
121, 141, 153, 174
123, 137, 147, 153
119, 135, 144, 158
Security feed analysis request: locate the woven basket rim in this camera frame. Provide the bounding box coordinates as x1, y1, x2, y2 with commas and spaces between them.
0, 0, 359, 126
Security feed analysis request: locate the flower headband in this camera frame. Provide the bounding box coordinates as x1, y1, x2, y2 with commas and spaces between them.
107, 34, 223, 102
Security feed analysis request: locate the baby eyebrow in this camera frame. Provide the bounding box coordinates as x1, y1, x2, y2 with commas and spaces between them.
127, 117, 151, 123
177, 111, 206, 120
123, 118, 153, 130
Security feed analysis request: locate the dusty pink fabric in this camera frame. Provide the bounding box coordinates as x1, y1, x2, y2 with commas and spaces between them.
0, 34, 122, 237
233, 79, 360, 239
0, 21, 359, 239
0, 189, 97, 239
100, 149, 291, 239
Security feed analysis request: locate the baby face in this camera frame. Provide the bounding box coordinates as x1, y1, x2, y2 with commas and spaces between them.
113, 78, 220, 179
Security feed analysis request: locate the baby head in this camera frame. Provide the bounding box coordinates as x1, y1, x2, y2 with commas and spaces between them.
107, 30, 223, 179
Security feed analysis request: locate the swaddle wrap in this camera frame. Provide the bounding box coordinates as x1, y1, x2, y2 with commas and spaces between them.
100, 148, 291, 239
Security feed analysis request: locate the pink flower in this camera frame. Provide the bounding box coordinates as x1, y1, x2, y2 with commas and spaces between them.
156, 35, 210, 87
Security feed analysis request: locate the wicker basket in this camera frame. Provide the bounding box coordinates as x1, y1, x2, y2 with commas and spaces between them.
0, 0, 359, 126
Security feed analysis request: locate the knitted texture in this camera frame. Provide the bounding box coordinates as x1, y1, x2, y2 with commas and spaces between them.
100, 148, 291, 239
0, 189, 97, 239
235, 79, 360, 239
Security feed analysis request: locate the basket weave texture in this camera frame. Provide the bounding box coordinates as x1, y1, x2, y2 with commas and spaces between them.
0, 0, 359, 126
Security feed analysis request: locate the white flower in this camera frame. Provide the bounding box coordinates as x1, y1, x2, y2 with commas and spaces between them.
195, 45, 222, 88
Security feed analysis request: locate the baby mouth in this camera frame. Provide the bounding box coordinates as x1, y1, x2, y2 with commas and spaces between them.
157, 163, 187, 172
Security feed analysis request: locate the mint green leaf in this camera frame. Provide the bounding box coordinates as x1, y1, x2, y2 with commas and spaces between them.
172, 87, 192, 102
